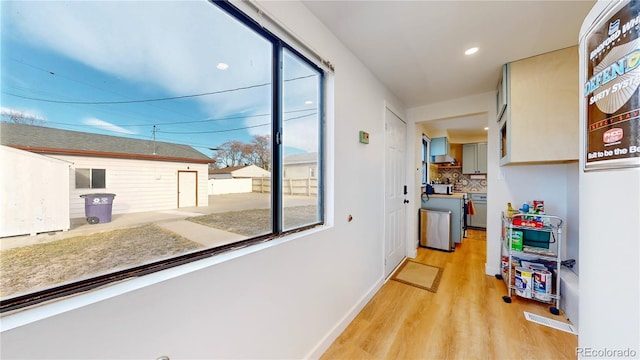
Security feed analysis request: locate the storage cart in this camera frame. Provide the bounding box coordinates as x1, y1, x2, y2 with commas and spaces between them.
497, 212, 563, 315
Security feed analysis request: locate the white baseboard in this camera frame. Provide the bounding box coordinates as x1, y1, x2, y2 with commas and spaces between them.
304, 276, 385, 359
485, 263, 500, 276
559, 267, 579, 329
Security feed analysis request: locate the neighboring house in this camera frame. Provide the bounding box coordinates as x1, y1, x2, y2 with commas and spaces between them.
0, 145, 71, 237
283, 152, 318, 179
208, 164, 270, 195
208, 164, 271, 179
0, 123, 211, 223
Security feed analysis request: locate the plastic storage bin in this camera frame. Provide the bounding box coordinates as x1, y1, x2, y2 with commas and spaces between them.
80, 193, 116, 224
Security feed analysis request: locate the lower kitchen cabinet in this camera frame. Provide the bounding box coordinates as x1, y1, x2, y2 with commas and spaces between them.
468, 193, 487, 228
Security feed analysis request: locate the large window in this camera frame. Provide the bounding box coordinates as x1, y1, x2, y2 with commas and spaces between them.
0, 1, 324, 311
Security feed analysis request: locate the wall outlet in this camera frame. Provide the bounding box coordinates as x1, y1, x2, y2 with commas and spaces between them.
359, 131, 370, 144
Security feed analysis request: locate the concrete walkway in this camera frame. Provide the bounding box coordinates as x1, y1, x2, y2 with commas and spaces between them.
156, 219, 246, 248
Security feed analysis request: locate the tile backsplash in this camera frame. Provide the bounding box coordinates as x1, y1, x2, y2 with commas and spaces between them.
435, 167, 487, 193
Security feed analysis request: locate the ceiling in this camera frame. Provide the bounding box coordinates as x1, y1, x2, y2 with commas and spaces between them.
302, 0, 596, 141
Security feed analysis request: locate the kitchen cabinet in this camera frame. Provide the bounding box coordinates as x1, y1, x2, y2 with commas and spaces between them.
467, 193, 487, 228
499, 46, 579, 165
431, 137, 449, 156
462, 142, 487, 174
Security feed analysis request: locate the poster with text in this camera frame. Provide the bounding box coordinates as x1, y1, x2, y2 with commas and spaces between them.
584, 0, 640, 170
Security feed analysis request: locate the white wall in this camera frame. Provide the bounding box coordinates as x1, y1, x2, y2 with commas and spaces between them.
54, 155, 209, 218
0, 1, 406, 359
0, 146, 70, 237
577, 0, 639, 353
565, 162, 579, 274
208, 178, 252, 195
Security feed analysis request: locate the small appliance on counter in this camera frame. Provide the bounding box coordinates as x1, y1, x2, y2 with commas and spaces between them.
432, 184, 453, 195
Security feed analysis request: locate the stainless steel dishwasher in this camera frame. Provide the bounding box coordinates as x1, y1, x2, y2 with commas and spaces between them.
468, 193, 487, 229
419, 208, 452, 251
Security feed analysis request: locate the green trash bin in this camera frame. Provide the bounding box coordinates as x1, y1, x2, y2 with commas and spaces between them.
80, 193, 116, 224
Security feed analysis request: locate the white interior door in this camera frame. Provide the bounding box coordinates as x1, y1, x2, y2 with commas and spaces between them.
384, 108, 407, 277
178, 171, 197, 208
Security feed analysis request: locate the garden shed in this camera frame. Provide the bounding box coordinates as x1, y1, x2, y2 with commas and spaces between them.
1, 123, 212, 222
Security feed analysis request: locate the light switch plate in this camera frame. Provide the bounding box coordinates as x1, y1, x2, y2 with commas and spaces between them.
359, 131, 369, 144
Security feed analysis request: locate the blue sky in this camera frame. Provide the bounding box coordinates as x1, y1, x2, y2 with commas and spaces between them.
0, 1, 320, 156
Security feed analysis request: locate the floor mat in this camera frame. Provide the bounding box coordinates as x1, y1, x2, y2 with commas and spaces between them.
391, 260, 443, 293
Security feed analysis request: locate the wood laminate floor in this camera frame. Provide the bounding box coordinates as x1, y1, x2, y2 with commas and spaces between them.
321, 229, 577, 360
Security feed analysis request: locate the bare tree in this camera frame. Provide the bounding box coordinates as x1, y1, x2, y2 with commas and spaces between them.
212, 140, 249, 168
211, 135, 272, 170
1, 109, 45, 125
248, 134, 271, 171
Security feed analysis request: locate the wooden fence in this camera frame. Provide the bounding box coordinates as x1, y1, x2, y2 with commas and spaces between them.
252, 177, 318, 196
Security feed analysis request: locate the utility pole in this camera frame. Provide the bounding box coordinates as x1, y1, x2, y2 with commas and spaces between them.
152, 125, 157, 155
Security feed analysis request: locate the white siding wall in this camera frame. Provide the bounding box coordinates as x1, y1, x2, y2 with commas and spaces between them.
0, 146, 70, 237
208, 178, 252, 195
284, 163, 316, 178
53, 155, 208, 218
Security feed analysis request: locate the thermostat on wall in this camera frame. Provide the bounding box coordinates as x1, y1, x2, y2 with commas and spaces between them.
359, 131, 369, 144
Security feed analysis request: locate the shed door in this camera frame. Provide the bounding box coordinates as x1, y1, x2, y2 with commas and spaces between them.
178, 171, 197, 208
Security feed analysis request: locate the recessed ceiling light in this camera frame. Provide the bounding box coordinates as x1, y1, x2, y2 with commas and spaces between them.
305, 100, 313, 105
216, 63, 229, 70
484, 127, 489, 130
465, 47, 479, 56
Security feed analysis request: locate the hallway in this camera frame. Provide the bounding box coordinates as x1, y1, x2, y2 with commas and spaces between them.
321, 230, 577, 359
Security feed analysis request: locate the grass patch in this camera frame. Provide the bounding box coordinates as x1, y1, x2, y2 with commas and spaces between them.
189, 205, 319, 236
0, 224, 202, 298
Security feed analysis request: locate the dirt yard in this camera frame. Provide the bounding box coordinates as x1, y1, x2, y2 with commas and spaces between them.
188, 205, 319, 236
0, 224, 202, 298
1, 205, 320, 299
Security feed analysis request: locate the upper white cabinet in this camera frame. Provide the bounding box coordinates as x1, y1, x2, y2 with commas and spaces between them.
462, 142, 487, 174
499, 46, 579, 165
431, 137, 449, 156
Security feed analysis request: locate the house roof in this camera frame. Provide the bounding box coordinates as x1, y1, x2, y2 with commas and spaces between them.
209, 165, 270, 177
208, 165, 247, 174
284, 152, 318, 165
0, 123, 211, 164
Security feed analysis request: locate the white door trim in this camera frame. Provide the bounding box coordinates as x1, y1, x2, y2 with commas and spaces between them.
384, 105, 408, 277
177, 170, 198, 208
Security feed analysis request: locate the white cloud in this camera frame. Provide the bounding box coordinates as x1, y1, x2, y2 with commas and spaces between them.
245, 112, 319, 153
83, 117, 136, 135
3, 1, 272, 119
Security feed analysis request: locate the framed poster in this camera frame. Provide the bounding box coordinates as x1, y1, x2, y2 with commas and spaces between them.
583, 0, 640, 171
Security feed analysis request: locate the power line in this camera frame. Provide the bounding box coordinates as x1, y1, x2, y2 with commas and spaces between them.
155, 112, 317, 134
7, 57, 231, 125
1, 75, 317, 105
40, 108, 316, 129
2, 83, 269, 104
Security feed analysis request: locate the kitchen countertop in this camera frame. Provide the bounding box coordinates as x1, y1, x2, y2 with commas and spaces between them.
424, 193, 465, 199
